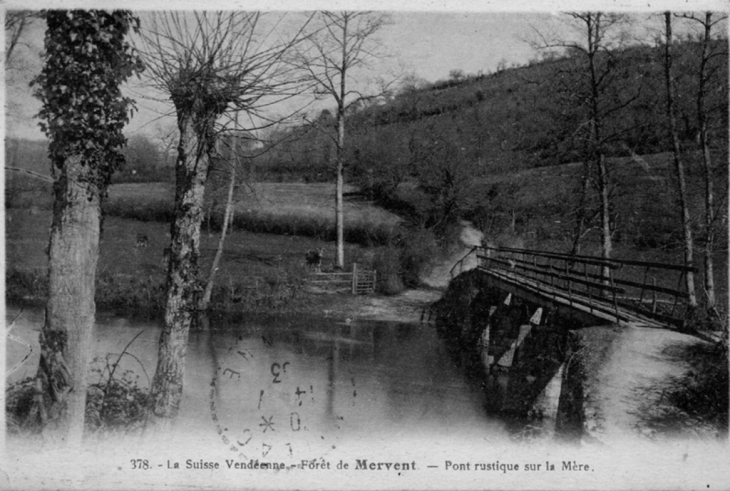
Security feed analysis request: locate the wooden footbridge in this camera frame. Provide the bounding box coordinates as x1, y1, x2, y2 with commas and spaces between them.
451, 245, 696, 329
441, 246, 699, 435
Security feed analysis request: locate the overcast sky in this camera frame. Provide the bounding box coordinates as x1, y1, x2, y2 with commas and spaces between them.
4, 1, 728, 141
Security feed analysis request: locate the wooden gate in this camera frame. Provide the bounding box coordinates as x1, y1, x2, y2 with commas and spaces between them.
307, 263, 377, 295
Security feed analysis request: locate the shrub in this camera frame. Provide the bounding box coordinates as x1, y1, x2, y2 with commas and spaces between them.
7, 358, 150, 436
638, 341, 729, 439
6, 268, 48, 301
206, 264, 306, 312
95, 273, 166, 312
86, 356, 149, 435
102, 195, 175, 223
373, 246, 405, 295
397, 227, 440, 287
5, 377, 37, 434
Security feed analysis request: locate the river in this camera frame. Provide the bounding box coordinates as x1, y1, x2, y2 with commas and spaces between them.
6, 305, 508, 468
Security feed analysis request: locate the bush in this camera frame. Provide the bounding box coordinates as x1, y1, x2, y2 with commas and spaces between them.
5, 378, 37, 434
86, 355, 149, 434
666, 343, 728, 435
7, 356, 150, 436
223, 209, 396, 247
102, 195, 175, 223
373, 246, 405, 295
95, 273, 166, 312
397, 227, 440, 287
637, 341, 729, 439
206, 263, 307, 312
6, 268, 48, 301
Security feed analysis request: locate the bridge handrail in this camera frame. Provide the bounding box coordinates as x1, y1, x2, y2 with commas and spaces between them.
486, 245, 698, 273
484, 255, 626, 295
449, 246, 479, 279
477, 252, 690, 299
474, 245, 694, 327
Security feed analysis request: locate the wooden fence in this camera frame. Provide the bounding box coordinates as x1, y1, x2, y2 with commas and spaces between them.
306, 263, 377, 295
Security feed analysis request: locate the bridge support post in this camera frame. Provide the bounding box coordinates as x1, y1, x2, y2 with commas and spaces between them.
496, 307, 542, 369
480, 306, 497, 370
530, 362, 565, 439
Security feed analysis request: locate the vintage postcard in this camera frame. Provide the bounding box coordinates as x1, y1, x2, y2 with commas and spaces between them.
3, 0, 729, 489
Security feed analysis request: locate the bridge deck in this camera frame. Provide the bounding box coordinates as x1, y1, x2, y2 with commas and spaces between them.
477, 266, 666, 329
451, 245, 694, 330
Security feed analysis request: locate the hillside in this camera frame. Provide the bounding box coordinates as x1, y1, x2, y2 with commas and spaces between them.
256, 39, 727, 183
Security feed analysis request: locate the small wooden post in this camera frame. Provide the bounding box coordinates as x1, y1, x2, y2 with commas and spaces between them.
671, 271, 684, 318
480, 322, 491, 370
584, 262, 593, 314
351, 262, 358, 295
652, 277, 658, 314
609, 271, 620, 322
638, 266, 650, 309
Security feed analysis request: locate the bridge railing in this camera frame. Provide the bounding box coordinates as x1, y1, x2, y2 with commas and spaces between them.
474, 245, 696, 327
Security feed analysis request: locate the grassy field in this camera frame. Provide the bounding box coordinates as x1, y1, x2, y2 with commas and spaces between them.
6, 207, 379, 313
105, 182, 402, 245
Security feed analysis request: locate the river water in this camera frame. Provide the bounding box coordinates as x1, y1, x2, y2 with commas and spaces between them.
6, 305, 508, 467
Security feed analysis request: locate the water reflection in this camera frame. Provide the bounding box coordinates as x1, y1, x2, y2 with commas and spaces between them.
6, 306, 507, 458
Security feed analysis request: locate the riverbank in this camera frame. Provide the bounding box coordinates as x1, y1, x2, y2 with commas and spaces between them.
294, 287, 442, 324
7, 278, 443, 326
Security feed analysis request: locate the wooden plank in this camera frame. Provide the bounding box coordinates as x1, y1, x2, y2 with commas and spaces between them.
487, 271, 634, 324
480, 268, 675, 327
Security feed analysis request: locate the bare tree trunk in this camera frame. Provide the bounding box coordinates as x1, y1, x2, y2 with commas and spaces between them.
664, 12, 698, 310
586, 13, 612, 281
34, 155, 99, 445
200, 163, 236, 310
149, 112, 211, 417
334, 18, 348, 271
336, 150, 345, 269
698, 12, 717, 314
5, 12, 34, 64
597, 153, 612, 263
570, 163, 591, 256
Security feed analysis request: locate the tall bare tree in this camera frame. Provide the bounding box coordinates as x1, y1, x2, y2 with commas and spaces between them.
531, 12, 631, 271
30, 10, 142, 444
138, 11, 311, 419
199, 114, 241, 311
5, 10, 37, 63
300, 11, 390, 269
663, 12, 698, 310
680, 12, 728, 317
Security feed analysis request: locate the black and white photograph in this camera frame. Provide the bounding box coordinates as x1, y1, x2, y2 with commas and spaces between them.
3, 1, 729, 489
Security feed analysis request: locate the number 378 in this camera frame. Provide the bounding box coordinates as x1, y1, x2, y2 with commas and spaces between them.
131, 459, 150, 470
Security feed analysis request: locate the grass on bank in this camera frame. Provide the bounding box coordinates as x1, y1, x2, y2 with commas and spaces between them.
5, 207, 380, 312
104, 182, 402, 246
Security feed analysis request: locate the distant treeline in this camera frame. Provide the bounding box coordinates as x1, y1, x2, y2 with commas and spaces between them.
5, 134, 175, 209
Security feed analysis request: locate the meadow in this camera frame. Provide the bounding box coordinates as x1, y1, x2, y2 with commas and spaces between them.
104, 181, 402, 246
6, 206, 379, 314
